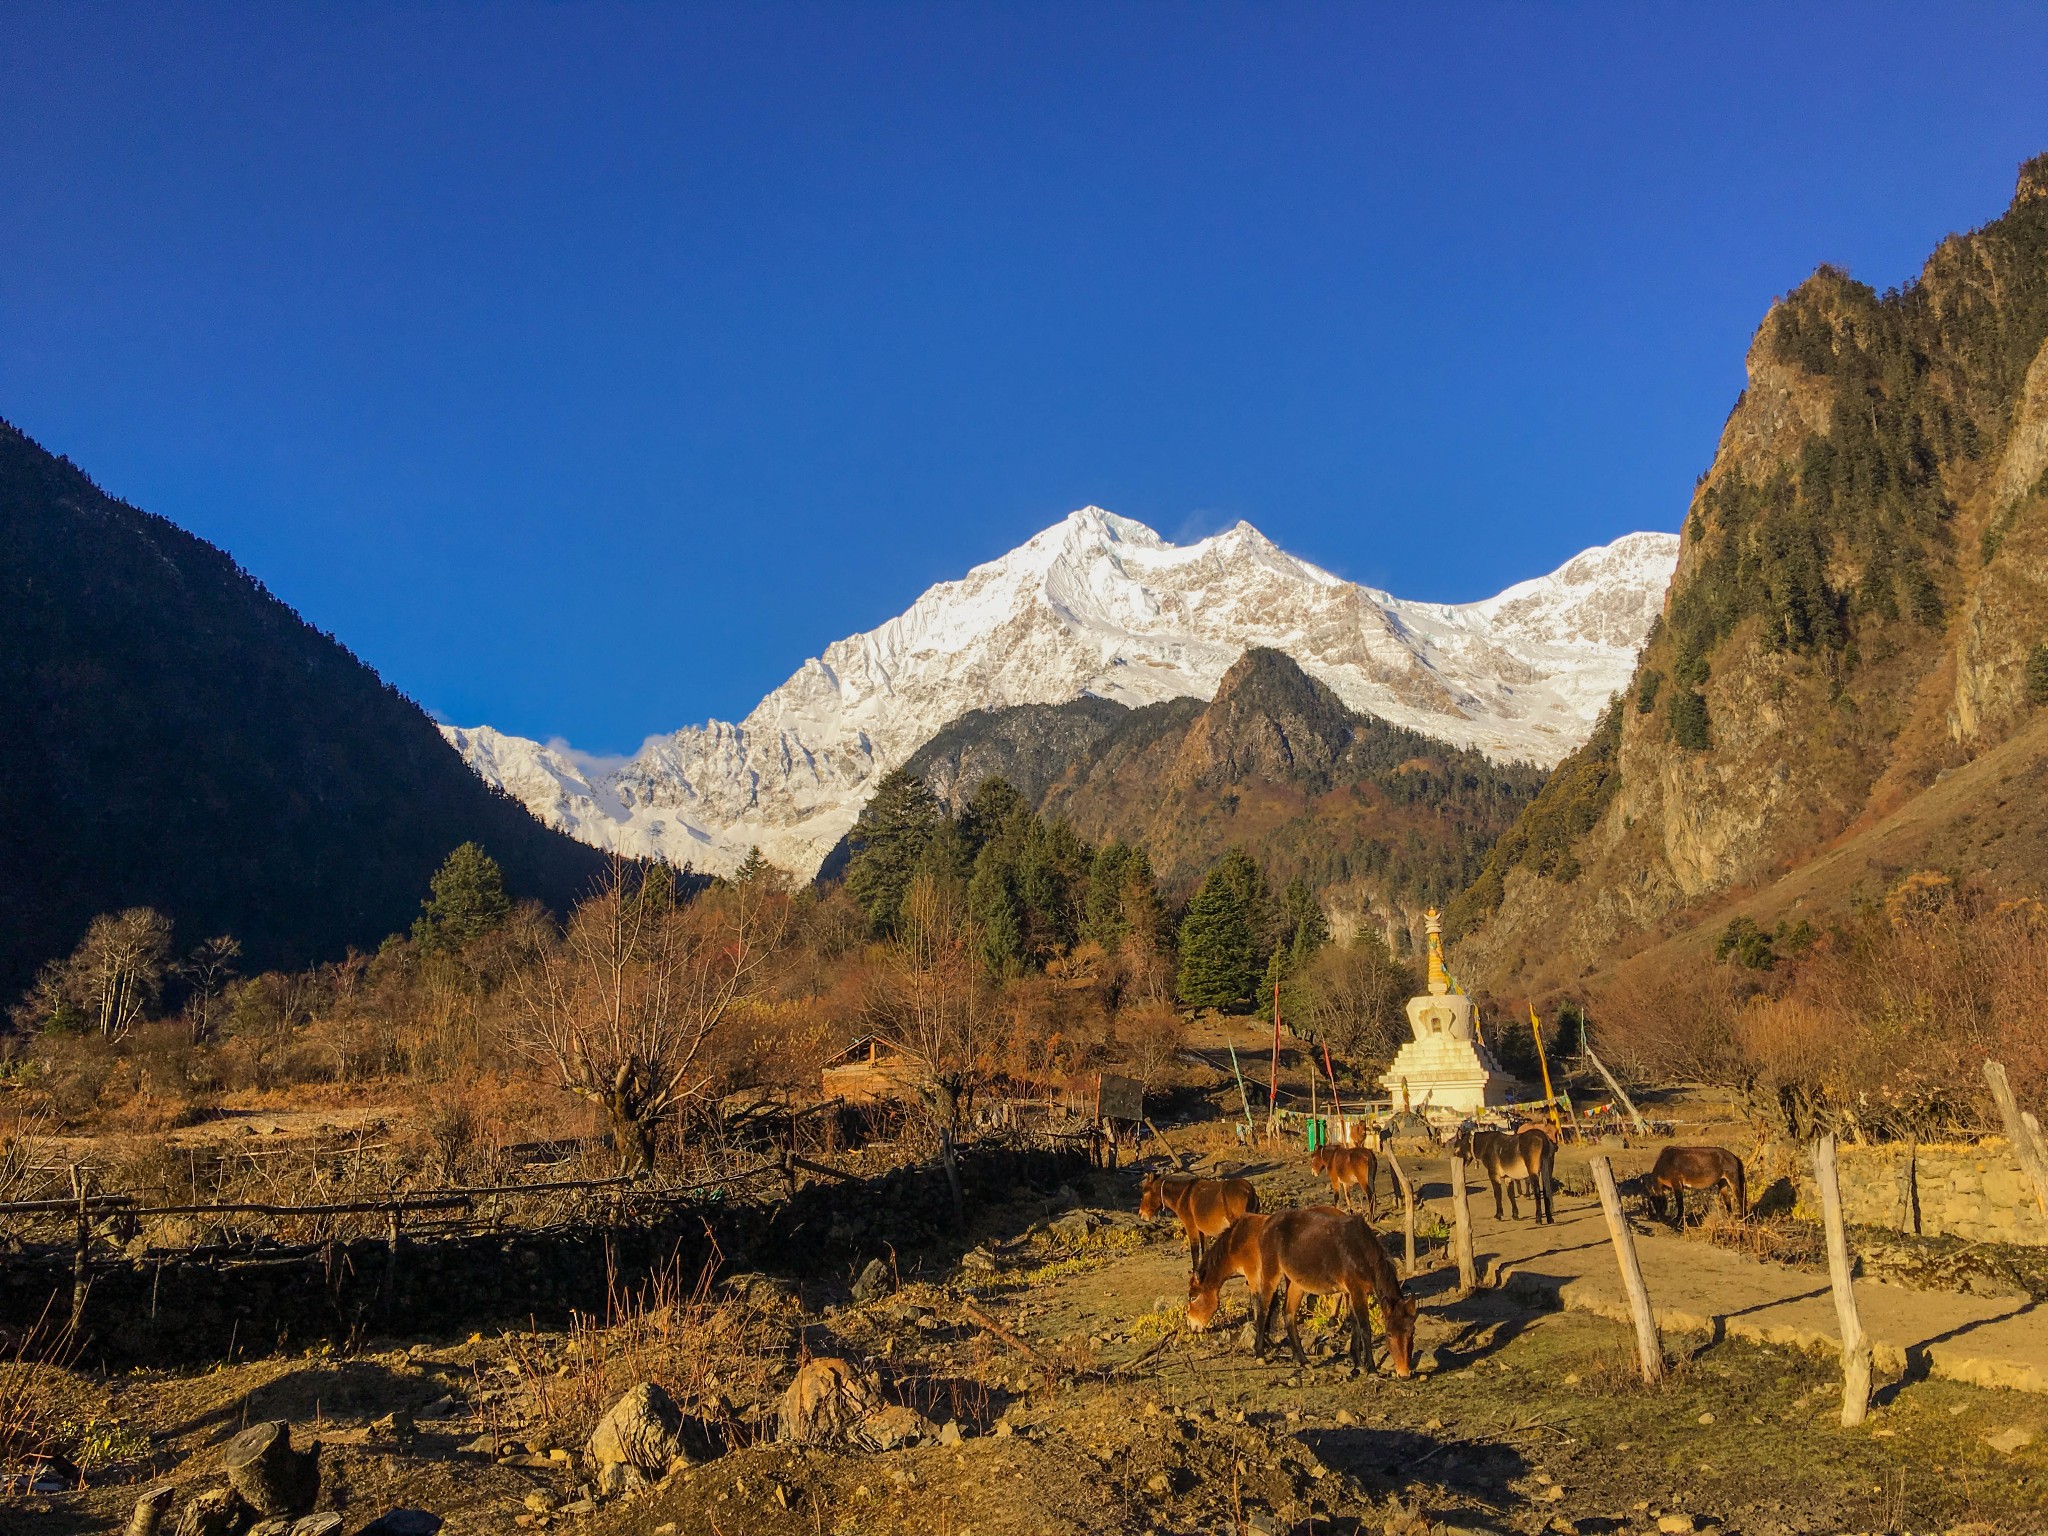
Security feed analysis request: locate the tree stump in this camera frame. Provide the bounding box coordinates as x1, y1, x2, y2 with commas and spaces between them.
175, 1488, 250, 1536
221, 1421, 320, 1518
127, 1485, 178, 1536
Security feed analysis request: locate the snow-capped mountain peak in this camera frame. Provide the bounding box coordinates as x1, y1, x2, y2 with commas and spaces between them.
445, 511, 1678, 877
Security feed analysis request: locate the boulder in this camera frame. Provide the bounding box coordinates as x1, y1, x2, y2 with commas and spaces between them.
780, 1357, 882, 1445
851, 1258, 892, 1304
588, 1383, 685, 1474
861, 1404, 935, 1451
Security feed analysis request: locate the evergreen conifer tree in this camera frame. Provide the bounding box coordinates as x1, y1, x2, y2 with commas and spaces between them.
845, 770, 942, 934
413, 842, 511, 952
968, 851, 1023, 977
1176, 849, 1268, 1010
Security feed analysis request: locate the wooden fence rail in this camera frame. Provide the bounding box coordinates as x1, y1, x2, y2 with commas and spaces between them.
0, 1158, 792, 1226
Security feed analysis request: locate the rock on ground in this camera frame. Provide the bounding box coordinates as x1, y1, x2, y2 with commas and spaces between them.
588, 1382, 686, 1474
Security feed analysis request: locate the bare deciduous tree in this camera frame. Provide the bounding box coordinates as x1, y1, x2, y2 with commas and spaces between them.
178, 934, 241, 1044
510, 859, 790, 1172
865, 869, 988, 1132
14, 907, 173, 1039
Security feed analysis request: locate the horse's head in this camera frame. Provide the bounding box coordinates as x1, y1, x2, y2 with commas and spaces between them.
1441, 1123, 1473, 1158
1184, 1266, 1220, 1330
1308, 1145, 1329, 1176
1137, 1173, 1164, 1220
1381, 1290, 1419, 1378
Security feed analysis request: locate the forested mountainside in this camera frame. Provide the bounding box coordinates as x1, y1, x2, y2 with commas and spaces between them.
0, 421, 608, 1002
1454, 154, 2048, 994
898, 648, 1545, 940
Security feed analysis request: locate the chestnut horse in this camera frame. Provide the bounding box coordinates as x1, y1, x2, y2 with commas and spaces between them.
1308, 1144, 1380, 1219
1452, 1125, 1557, 1224
1187, 1208, 1416, 1375
1139, 1171, 1261, 1270
1643, 1145, 1747, 1228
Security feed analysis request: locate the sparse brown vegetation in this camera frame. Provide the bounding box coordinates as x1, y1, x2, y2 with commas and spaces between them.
1597, 874, 2048, 1137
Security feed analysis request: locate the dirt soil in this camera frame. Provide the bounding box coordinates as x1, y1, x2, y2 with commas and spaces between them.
7, 1147, 2046, 1536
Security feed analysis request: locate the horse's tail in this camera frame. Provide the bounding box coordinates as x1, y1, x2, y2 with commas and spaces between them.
1733, 1159, 1748, 1220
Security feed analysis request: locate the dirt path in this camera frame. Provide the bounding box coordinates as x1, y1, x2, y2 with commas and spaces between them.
1469, 1176, 2048, 1396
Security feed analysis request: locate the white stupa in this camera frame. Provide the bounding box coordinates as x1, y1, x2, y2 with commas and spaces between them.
1380, 910, 1518, 1116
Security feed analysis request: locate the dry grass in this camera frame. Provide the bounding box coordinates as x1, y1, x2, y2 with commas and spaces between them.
504, 1246, 794, 1453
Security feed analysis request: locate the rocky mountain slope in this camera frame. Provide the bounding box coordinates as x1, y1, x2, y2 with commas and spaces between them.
450, 512, 1677, 878
1455, 154, 2048, 996
0, 421, 608, 1001
899, 648, 1546, 934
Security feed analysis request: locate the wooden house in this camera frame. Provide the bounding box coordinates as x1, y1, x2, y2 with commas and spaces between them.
820, 1035, 928, 1105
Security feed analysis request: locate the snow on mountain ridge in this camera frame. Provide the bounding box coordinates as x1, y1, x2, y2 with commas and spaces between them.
444, 510, 1678, 877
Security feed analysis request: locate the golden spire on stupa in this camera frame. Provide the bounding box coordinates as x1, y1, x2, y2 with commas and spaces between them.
1424, 908, 1448, 996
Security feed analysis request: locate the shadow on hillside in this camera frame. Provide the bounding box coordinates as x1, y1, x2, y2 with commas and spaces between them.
1299, 1421, 1529, 1506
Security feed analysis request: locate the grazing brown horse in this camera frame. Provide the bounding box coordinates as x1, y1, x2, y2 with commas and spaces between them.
1308, 1143, 1380, 1219
1187, 1207, 1417, 1375
1642, 1145, 1747, 1228
1452, 1125, 1557, 1224
1139, 1171, 1261, 1269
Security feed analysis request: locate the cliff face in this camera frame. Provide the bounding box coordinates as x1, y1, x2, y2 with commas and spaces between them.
1460, 155, 2048, 993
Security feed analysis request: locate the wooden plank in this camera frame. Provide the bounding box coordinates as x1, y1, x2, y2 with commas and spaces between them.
1582, 1042, 1649, 1135
1589, 1154, 1665, 1385
1983, 1062, 2048, 1219
1382, 1143, 1418, 1278
1814, 1133, 1873, 1426
1449, 1152, 1476, 1295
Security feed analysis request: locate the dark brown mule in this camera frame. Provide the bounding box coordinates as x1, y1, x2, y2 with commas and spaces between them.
1180, 1212, 1278, 1342
1308, 1144, 1379, 1219
1643, 1145, 1747, 1229
1139, 1171, 1261, 1270
1453, 1125, 1557, 1224
1187, 1208, 1417, 1375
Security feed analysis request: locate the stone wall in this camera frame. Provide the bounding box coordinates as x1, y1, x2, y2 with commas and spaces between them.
0, 1141, 1092, 1368
1790, 1140, 2048, 1247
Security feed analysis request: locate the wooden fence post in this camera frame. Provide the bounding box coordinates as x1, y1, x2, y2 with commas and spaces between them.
68, 1164, 92, 1333
1383, 1143, 1418, 1277
1589, 1154, 1664, 1385
1814, 1133, 1873, 1426
1982, 1061, 2048, 1219
1583, 1042, 1649, 1136
1449, 1152, 1477, 1294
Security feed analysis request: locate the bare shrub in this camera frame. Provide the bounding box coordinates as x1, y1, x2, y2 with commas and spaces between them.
1596, 878, 2048, 1137
511, 860, 792, 1172
1289, 931, 1413, 1067
506, 1251, 789, 1452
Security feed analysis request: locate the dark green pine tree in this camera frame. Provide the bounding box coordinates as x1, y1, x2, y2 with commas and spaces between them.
1281, 877, 1330, 963
413, 842, 511, 952
968, 850, 1024, 978
1081, 841, 1138, 949
1256, 943, 1287, 1022
959, 775, 1031, 855
732, 846, 773, 886
2028, 641, 2048, 707
1177, 849, 1267, 1011
845, 770, 942, 935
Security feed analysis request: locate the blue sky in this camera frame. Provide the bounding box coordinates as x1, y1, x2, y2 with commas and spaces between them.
4, 6, 2046, 754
